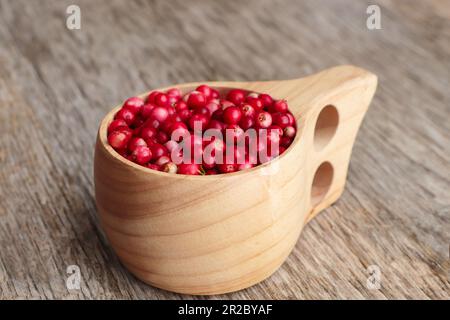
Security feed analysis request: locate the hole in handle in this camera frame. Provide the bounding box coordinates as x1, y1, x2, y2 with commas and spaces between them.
311, 162, 334, 208
314, 105, 339, 151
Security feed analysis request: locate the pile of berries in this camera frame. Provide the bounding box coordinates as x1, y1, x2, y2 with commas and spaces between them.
107, 85, 297, 175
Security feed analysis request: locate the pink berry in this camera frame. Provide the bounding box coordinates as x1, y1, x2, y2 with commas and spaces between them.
196, 85, 213, 100
115, 108, 135, 126
217, 163, 237, 174
258, 93, 273, 108
108, 130, 131, 150
256, 111, 272, 128
272, 113, 290, 128
187, 91, 206, 109
155, 156, 170, 166
132, 146, 152, 164
240, 104, 256, 118
283, 126, 296, 138
154, 93, 170, 107
239, 116, 255, 130
147, 91, 161, 104
246, 97, 263, 110
178, 164, 201, 175
225, 124, 244, 142
189, 114, 209, 130
150, 143, 168, 159
108, 119, 128, 134
167, 88, 182, 99
226, 89, 246, 105
147, 163, 161, 171
140, 126, 157, 141
150, 106, 169, 123
223, 106, 242, 125
128, 137, 147, 152
162, 162, 178, 173
123, 97, 144, 114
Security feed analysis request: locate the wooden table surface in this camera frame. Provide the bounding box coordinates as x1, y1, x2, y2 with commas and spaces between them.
0, 0, 449, 299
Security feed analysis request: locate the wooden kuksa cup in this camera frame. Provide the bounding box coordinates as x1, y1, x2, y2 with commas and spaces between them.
94, 65, 378, 295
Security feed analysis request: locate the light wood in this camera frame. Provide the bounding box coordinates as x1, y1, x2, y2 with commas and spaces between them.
94, 65, 377, 295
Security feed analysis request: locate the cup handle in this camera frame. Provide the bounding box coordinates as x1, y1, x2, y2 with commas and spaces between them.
282, 66, 378, 221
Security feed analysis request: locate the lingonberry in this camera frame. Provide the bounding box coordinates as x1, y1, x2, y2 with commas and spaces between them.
239, 116, 255, 130
140, 126, 157, 141
272, 112, 290, 128
150, 106, 169, 123
258, 93, 273, 108
272, 99, 288, 113
123, 97, 144, 114
240, 104, 256, 118
246, 97, 263, 110
196, 85, 213, 100
256, 111, 272, 128
132, 146, 152, 165
178, 163, 201, 175
115, 108, 135, 126
146, 163, 161, 171
108, 130, 131, 149
108, 86, 297, 174
154, 93, 170, 107
226, 89, 246, 105
283, 126, 296, 138
187, 91, 206, 109
150, 143, 168, 159
223, 106, 242, 125
162, 162, 178, 173
217, 163, 237, 174
128, 137, 147, 152
108, 119, 128, 134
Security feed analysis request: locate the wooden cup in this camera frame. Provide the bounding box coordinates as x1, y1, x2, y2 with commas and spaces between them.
94, 65, 377, 295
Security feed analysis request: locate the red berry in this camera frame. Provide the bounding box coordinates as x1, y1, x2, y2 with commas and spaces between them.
256, 111, 272, 128
283, 126, 296, 138
212, 109, 224, 121
286, 112, 295, 126
196, 85, 213, 100
150, 106, 169, 123
141, 103, 156, 119
132, 146, 152, 164
108, 130, 131, 150
162, 162, 178, 173
178, 164, 201, 175
147, 163, 161, 171
269, 125, 283, 136
115, 108, 135, 126
225, 124, 244, 142
272, 99, 288, 113
140, 126, 157, 141
150, 143, 168, 159
155, 155, 170, 166
108, 119, 128, 134
123, 97, 144, 114
217, 163, 237, 174
280, 136, 293, 147
187, 91, 206, 109
246, 97, 263, 110
223, 106, 242, 125
206, 169, 218, 175
147, 91, 161, 104
205, 100, 220, 115
207, 120, 225, 132
189, 114, 209, 131
128, 137, 147, 152
178, 109, 193, 122
239, 116, 255, 130
272, 113, 290, 128
173, 100, 186, 113
167, 88, 182, 99
154, 93, 170, 107
169, 121, 189, 137
240, 104, 256, 118
156, 131, 169, 144
226, 89, 246, 105
259, 93, 273, 108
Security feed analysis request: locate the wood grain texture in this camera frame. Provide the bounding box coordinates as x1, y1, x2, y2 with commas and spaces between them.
0, 0, 448, 299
